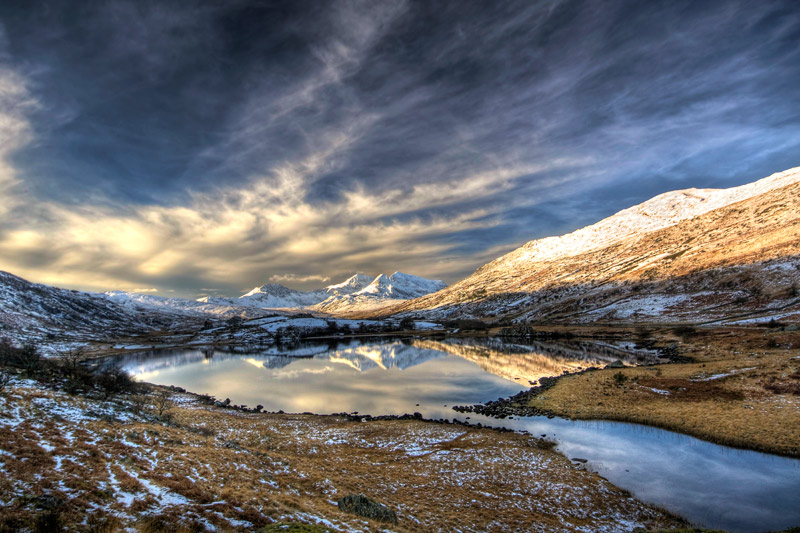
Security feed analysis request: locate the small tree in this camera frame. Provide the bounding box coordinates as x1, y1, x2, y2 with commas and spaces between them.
130, 391, 150, 416
0, 339, 41, 373
60, 349, 92, 393
152, 389, 174, 422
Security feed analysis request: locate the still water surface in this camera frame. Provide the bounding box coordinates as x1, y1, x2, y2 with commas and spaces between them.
107, 338, 800, 533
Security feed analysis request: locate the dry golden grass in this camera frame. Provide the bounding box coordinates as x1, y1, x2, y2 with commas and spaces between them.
0, 379, 684, 532
526, 327, 800, 456
396, 179, 800, 317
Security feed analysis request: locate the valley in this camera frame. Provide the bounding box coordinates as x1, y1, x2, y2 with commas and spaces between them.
2, 167, 800, 532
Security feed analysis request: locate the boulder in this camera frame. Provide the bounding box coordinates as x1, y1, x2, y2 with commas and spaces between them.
336, 494, 398, 524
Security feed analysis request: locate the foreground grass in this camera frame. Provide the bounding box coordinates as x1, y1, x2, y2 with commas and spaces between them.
0, 378, 683, 532
525, 326, 800, 456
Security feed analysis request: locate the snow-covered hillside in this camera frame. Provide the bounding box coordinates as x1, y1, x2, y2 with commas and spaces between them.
484, 166, 800, 270
394, 166, 800, 324
104, 291, 268, 318
238, 283, 329, 308
0, 271, 207, 351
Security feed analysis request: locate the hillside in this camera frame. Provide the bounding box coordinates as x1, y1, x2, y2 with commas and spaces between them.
392, 167, 800, 324
0, 272, 279, 353
0, 272, 197, 352
0, 376, 678, 531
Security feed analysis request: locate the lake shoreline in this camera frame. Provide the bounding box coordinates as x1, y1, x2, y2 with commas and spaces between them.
0, 376, 685, 532
88, 323, 800, 458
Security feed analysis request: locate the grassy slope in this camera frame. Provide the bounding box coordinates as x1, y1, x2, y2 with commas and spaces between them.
390, 179, 800, 324
0, 379, 682, 532
524, 326, 800, 457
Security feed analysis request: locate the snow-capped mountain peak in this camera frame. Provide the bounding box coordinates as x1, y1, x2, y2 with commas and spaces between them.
358, 272, 446, 299
242, 283, 302, 299
323, 273, 373, 295
310, 272, 448, 316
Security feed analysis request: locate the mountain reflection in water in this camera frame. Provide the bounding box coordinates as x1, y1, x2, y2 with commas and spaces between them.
102, 338, 800, 532
107, 337, 658, 394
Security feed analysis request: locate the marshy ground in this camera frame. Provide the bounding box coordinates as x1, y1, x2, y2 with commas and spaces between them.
523, 325, 800, 457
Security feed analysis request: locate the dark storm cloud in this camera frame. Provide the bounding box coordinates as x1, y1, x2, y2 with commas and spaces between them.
0, 0, 799, 295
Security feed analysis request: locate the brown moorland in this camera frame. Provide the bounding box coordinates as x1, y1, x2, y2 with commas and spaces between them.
523, 326, 800, 457
0, 378, 684, 532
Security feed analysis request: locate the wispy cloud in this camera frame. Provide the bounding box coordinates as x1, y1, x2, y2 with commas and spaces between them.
128, 288, 158, 293
270, 274, 332, 284
0, 67, 37, 217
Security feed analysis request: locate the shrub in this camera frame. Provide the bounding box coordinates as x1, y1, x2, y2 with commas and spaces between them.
95, 366, 137, 400
399, 317, 415, 330
336, 494, 397, 524
0, 339, 41, 372
613, 372, 628, 386
59, 349, 95, 394
671, 325, 697, 337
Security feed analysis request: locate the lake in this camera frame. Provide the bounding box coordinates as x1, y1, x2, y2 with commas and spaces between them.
105, 338, 800, 532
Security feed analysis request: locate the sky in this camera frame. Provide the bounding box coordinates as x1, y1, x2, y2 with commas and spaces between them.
0, 0, 799, 298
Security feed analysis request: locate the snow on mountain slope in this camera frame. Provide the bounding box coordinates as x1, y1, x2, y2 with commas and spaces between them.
197, 272, 444, 315
323, 273, 373, 296
358, 272, 447, 299
104, 291, 270, 318
392, 166, 800, 324
487, 166, 800, 269
238, 283, 328, 308
0, 272, 198, 349
312, 272, 447, 316
231, 273, 375, 309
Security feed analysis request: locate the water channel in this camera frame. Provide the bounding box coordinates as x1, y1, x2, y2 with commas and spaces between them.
104, 338, 800, 532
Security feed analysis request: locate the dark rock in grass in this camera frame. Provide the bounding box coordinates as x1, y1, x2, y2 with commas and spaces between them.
606, 359, 625, 368
31, 494, 65, 511
336, 494, 398, 524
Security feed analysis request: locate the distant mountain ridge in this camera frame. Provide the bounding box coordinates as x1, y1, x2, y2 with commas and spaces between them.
233, 273, 375, 308
197, 272, 445, 314
391, 166, 800, 325
312, 272, 447, 316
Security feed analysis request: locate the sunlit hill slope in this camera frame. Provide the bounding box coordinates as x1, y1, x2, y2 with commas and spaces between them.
390, 167, 800, 325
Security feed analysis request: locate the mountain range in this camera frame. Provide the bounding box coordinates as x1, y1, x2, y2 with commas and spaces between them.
0, 270, 444, 350
2, 166, 799, 350
197, 272, 446, 313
